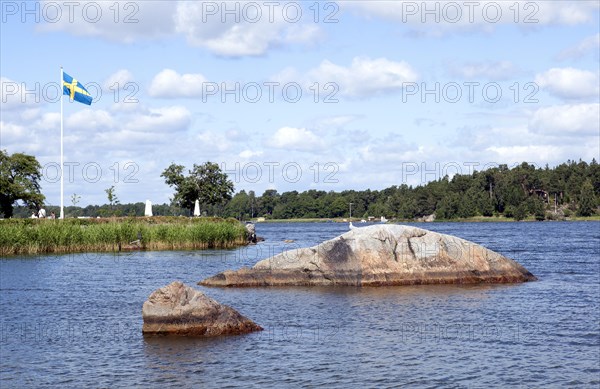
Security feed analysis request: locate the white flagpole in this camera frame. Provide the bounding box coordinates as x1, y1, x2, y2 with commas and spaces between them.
60, 66, 64, 219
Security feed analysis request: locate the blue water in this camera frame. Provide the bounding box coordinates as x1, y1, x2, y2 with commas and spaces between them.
1, 221, 599, 388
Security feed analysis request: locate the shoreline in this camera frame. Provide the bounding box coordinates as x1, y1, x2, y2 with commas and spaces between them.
251, 216, 600, 223
0, 217, 247, 257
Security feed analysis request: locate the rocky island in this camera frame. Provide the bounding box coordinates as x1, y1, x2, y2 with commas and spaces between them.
200, 224, 537, 287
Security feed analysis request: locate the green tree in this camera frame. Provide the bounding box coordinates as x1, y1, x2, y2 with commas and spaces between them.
577, 179, 596, 216
0, 150, 45, 218
259, 189, 279, 216
161, 162, 234, 215
248, 190, 256, 218
226, 190, 250, 220
104, 186, 120, 216
527, 198, 546, 221
513, 203, 528, 221
105, 186, 119, 208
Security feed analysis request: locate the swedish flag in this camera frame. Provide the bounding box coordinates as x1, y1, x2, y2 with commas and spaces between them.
63, 71, 92, 105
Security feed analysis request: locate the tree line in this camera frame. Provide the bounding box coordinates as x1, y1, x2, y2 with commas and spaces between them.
221, 160, 599, 221
2, 150, 598, 221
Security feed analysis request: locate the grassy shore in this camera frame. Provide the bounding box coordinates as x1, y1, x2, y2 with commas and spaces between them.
0, 217, 247, 256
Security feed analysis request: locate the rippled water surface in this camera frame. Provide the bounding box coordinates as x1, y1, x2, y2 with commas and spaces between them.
1, 221, 599, 388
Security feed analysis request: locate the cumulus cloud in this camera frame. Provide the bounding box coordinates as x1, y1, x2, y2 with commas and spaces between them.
37, 1, 175, 43
529, 104, 600, 136
103, 69, 134, 90
1, 110, 62, 156
196, 130, 232, 152
271, 57, 418, 98
557, 33, 600, 60
1, 77, 39, 110
356, 134, 425, 165
66, 109, 116, 132
35, 1, 320, 56
485, 145, 566, 163
0, 121, 26, 144
148, 69, 209, 98
239, 150, 264, 159
31, 112, 60, 131
535, 68, 599, 100
267, 127, 325, 151
125, 106, 191, 133
174, 1, 320, 56
342, 1, 599, 35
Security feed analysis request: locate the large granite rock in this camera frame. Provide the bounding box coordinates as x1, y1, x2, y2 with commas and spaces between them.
200, 225, 536, 287
142, 281, 262, 336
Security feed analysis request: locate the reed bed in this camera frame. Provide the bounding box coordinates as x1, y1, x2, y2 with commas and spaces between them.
0, 217, 247, 256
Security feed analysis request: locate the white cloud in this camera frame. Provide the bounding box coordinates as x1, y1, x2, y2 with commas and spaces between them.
125, 106, 191, 133
1, 77, 39, 110
485, 145, 566, 163
239, 150, 264, 159
535, 68, 599, 100
307, 57, 418, 98
343, 1, 599, 34
37, 1, 175, 43
529, 104, 600, 136
534, 1, 599, 25
31, 112, 60, 131
148, 69, 208, 98
196, 131, 232, 152
36, 1, 321, 56
0, 110, 61, 156
174, 1, 320, 57
66, 109, 116, 132
557, 33, 600, 60
448, 61, 519, 81
267, 127, 325, 151
356, 134, 426, 165
103, 69, 134, 90
284, 23, 322, 44
0, 121, 26, 144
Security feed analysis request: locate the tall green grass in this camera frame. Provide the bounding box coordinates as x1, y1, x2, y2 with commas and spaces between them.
0, 217, 247, 256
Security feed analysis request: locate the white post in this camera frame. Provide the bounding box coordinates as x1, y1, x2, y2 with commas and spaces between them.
60, 66, 64, 219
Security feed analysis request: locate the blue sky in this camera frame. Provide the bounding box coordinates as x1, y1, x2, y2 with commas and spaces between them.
1, 1, 599, 206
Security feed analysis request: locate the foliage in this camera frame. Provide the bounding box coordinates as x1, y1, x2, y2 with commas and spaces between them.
5, 158, 599, 222
577, 179, 596, 217
161, 162, 234, 215
105, 186, 119, 208
0, 150, 45, 218
216, 159, 596, 221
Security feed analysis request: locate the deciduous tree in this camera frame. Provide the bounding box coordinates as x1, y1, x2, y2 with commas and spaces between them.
0, 150, 45, 218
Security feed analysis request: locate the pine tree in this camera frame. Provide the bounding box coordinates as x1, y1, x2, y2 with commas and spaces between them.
577, 180, 596, 217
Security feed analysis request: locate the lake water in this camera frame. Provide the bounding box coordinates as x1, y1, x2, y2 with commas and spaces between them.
1, 221, 599, 388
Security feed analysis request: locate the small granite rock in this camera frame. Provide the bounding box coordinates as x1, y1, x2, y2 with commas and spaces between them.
142, 281, 262, 336
246, 222, 257, 243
